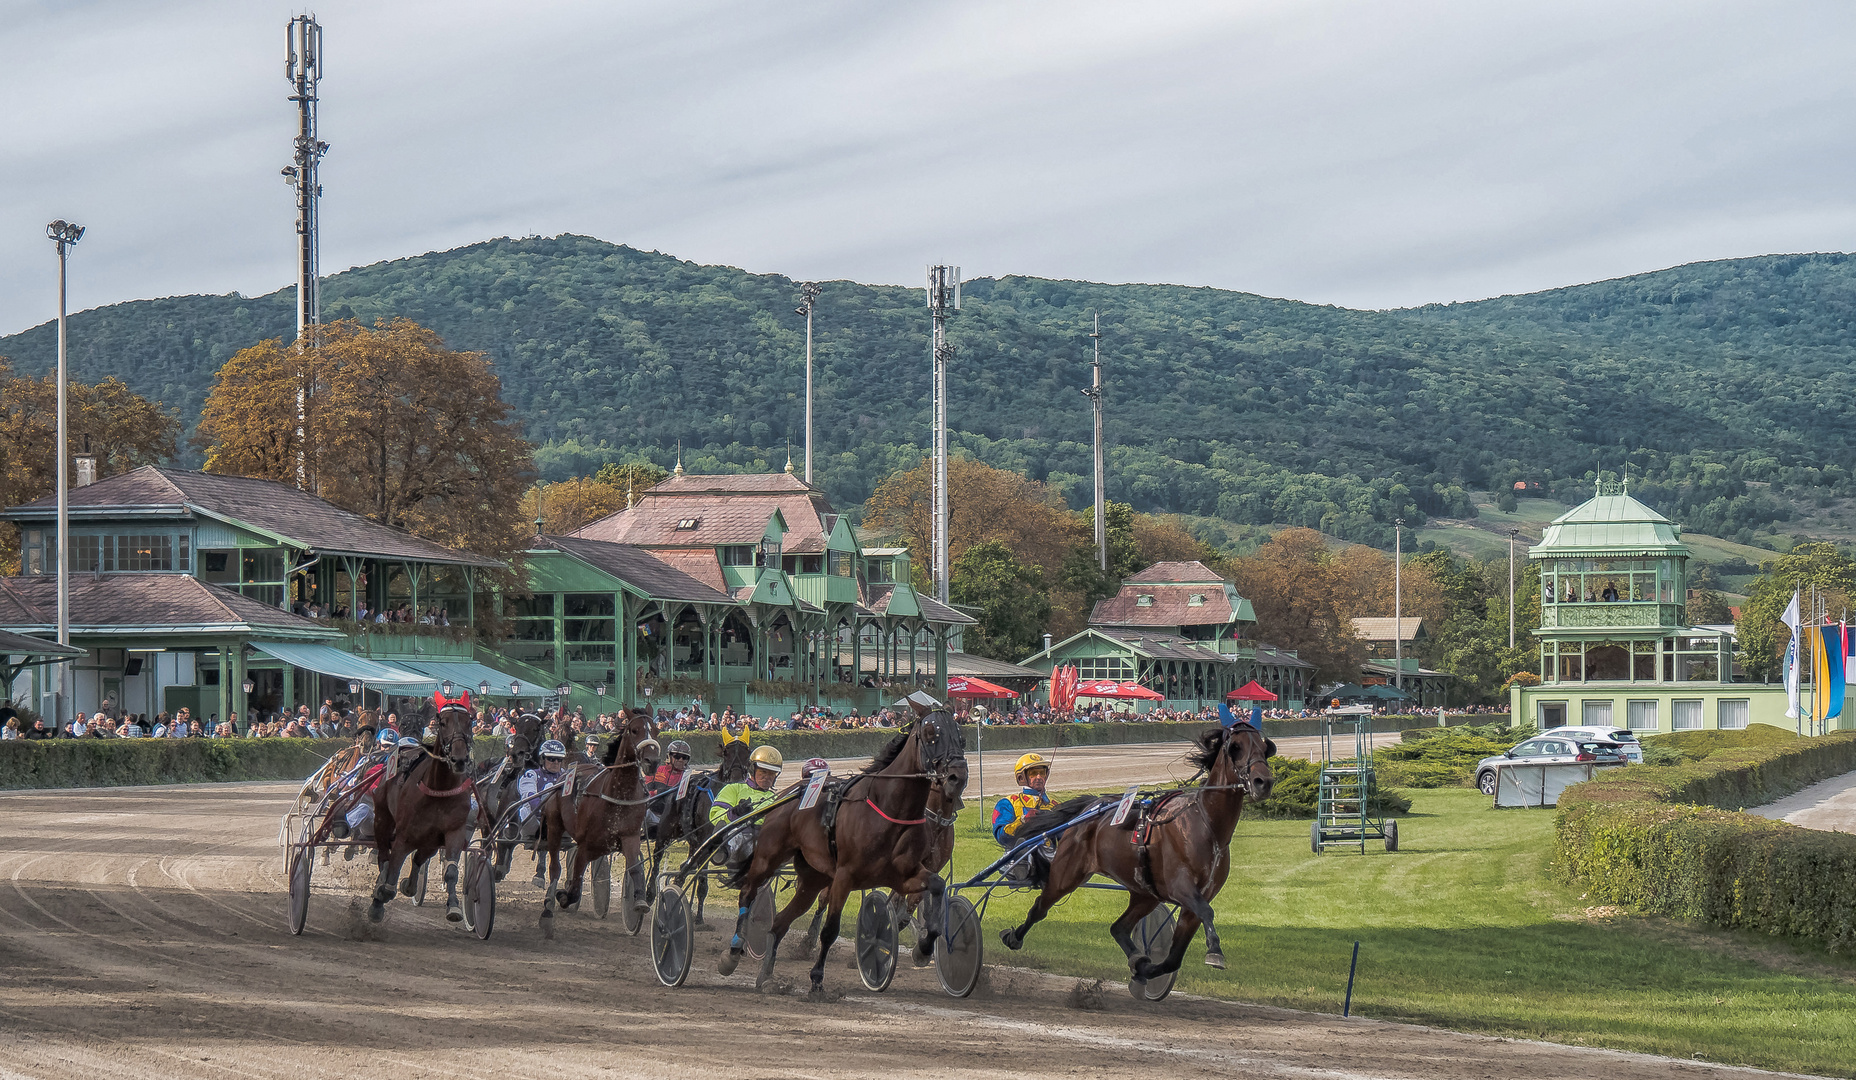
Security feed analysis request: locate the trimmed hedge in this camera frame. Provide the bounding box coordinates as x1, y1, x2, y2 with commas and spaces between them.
630, 721, 1199, 766
1555, 726, 1856, 951
0, 737, 346, 790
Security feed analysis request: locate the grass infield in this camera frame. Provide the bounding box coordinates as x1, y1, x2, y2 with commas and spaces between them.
944, 786, 1856, 1077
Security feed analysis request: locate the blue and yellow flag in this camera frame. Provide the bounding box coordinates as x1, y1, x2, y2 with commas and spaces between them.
1816, 625, 1845, 723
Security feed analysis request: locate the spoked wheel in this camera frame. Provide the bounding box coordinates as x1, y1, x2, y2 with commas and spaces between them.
1311, 820, 1323, 854
855, 889, 900, 992
591, 854, 612, 919
744, 884, 776, 960
936, 894, 983, 998
621, 859, 647, 936
1129, 904, 1179, 1002
1384, 819, 1399, 852
412, 861, 429, 907
464, 849, 496, 940
651, 886, 694, 988
286, 845, 312, 935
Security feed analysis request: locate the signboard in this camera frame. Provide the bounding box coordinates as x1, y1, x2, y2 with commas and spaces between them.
1110, 785, 1141, 826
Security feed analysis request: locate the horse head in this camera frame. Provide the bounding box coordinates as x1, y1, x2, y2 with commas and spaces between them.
508, 711, 546, 769
717, 734, 752, 782
604, 707, 661, 771
433, 703, 476, 774
1195, 722, 1275, 802
912, 709, 969, 807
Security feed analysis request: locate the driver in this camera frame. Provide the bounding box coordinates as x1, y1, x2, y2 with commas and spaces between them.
994, 753, 1056, 884
709, 745, 784, 884
514, 739, 571, 846
331, 728, 400, 841
651, 740, 692, 791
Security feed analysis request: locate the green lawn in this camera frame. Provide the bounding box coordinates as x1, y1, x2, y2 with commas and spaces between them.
947, 787, 1856, 1076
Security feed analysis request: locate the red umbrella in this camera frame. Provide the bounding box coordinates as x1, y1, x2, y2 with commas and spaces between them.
947, 675, 1019, 699
1226, 680, 1277, 702
1075, 680, 1166, 701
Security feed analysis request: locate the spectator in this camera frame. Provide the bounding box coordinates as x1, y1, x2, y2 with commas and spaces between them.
1, 717, 17, 740
25, 718, 53, 740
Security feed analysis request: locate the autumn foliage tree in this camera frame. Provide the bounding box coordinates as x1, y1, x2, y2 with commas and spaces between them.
1224, 528, 1368, 684
195, 319, 535, 567
520, 461, 668, 535
0, 360, 180, 571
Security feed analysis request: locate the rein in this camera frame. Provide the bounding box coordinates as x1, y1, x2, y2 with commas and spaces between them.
420, 776, 474, 798
863, 798, 926, 826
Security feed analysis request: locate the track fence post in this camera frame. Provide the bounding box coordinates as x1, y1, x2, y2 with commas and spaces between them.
1343, 940, 1360, 1017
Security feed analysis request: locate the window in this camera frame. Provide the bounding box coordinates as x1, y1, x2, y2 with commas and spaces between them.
201, 550, 236, 582
1672, 699, 1703, 730
1582, 699, 1613, 726
1538, 701, 1566, 728
1626, 700, 1658, 731
1718, 699, 1749, 730
1188, 593, 1205, 607
675, 517, 701, 530
830, 551, 854, 578
720, 545, 755, 567
1074, 657, 1132, 681
1135, 594, 1154, 607
507, 594, 554, 618
563, 593, 615, 617
23, 530, 44, 575
73, 535, 103, 572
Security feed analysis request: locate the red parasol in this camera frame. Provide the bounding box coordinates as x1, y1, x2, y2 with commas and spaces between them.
1226, 680, 1277, 702
1074, 680, 1166, 701
947, 675, 1019, 699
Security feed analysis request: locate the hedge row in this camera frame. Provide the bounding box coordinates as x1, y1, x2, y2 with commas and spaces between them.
623, 721, 1199, 766
1554, 727, 1856, 951
0, 738, 346, 790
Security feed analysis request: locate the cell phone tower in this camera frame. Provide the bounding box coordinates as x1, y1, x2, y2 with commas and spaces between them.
282, 14, 328, 489
926, 265, 960, 605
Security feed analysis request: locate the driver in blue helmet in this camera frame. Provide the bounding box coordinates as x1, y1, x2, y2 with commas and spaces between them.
515, 739, 570, 850
331, 727, 401, 842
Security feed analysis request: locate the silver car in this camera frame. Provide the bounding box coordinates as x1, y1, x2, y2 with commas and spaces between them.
1475, 735, 1630, 795
1542, 725, 1644, 764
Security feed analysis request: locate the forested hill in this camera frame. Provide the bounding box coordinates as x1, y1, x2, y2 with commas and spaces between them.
4, 236, 1855, 549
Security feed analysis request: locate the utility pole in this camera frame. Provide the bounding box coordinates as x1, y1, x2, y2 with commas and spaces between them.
926, 265, 960, 605
796, 282, 821, 484
283, 14, 327, 490
1509, 528, 1519, 648
1082, 311, 1107, 573
1394, 518, 1404, 698
47, 220, 84, 731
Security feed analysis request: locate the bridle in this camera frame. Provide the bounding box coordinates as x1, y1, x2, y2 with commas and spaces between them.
434, 705, 475, 774
1199, 724, 1273, 794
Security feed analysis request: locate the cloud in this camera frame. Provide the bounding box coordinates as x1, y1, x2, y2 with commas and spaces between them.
3, 0, 1854, 335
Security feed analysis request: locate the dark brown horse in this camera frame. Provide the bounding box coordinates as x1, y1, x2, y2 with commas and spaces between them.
304, 708, 380, 804
367, 702, 478, 923
998, 723, 1275, 989
645, 735, 751, 925
536, 707, 661, 937
719, 711, 967, 993
472, 710, 546, 880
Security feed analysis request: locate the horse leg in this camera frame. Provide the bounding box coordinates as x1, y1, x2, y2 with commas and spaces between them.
718, 855, 783, 977
1137, 882, 1218, 980
1000, 840, 1093, 951
894, 870, 946, 963
441, 848, 464, 923
804, 877, 855, 994
622, 834, 649, 913
538, 827, 561, 939
757, 869, 828, 991
694, 869, 709, 927
559, 844, 589, 912
796, 896, 827, 960
369, 840, 407, 924
399, 847, 430, 897
1107, 893, 1163, 969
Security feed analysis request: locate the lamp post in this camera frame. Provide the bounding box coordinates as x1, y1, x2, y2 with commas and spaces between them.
509, 681, 521, 709
478, 680, 491, 698
348, 678, 363, 712
47, 220, 84, 729
1393, 518, 1403, 699
441, 680, 455, 697
796, 282, 821, 483
1508, 528, 1519, 649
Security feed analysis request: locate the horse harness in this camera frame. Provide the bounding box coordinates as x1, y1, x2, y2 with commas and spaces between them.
1122, 789, 1193, 895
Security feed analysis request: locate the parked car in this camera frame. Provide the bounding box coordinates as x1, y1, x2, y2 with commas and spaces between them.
1541, 725, 1644, 765
1475, 735, 1630, 795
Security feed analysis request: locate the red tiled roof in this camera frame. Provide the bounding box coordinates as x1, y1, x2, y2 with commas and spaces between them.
571, 471, 835, 553
1091, 583, 1237, 627
0, 574, 337, 635
648, 549, 729, 594
1124, 560, 1224, 584
536, 536, 735, 605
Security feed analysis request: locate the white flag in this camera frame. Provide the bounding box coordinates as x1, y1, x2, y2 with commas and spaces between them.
1784, 638, 1801, 719
1781, 590, 1801, 634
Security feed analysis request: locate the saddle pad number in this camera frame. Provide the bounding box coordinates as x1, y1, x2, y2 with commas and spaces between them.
1111, 785, 1141, 826
800, 771, 830, 809
677, 769, 695, 799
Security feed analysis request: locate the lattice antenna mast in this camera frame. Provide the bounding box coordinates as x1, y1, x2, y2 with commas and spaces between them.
283, 14, 328, 490
927, 265, 960, 605
1083, 310, 1106, 573
796, 282, 822, 484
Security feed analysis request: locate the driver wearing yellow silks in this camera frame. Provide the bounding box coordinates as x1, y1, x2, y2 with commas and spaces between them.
993, 753, 1055, 845
711, 744, 784, 886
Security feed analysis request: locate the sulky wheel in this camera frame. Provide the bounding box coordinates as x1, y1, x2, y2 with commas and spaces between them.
855, 889, 900, 992
936, 894, 983, 998
412, 861, 429, 907
621, 859, 647, 936
591, 854, 612, 919
1129, 904, 1179, 1002
1384, 819, 1399, 853
286, 845, 312, 936
651, 886, 694, 988
465, 849, 496, 940
744, 884, 776, 960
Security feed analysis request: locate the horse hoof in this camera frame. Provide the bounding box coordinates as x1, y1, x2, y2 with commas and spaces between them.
718, 949, 741, 977
912, 938, 934, 964
493, 867, 508, 883
632, 900, 651, 914
1205, 952, 1226, 970
446, 905, 463, 923
531, 875, 547, 890
755, 960, 777, 992
398, 879, 417, 898
342, 847, 357, 862
368, 902, 384, 924
999, 928, 1022, 951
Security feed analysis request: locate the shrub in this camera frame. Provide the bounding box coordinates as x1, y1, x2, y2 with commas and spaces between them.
0, 738, 345, 790
1377, 724, 1532, 787
1248, 756, 1411, 819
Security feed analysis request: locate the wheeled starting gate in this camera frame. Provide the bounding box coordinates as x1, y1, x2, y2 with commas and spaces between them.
1312, 707, 1398, 854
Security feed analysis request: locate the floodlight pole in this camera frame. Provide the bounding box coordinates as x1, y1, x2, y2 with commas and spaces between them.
1509, 528, 1518, 648
1393, 518, 1404, 698
284, 14, 328, 490
1084, 310, 1107, 573
47, 220, 84, 730
927, 265, 960, 605
796, 282, 821, 484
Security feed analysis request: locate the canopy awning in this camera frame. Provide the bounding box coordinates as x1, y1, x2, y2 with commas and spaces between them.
1074, 680, 1166, 701
1226, 680, 1278, 702
390, 660, 554, 699
946, 675, 1019, 699
249, 642, 430, 687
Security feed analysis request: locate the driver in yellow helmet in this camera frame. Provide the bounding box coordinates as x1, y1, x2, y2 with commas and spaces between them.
993, 753, 1055, 845
711, 744, 784, 885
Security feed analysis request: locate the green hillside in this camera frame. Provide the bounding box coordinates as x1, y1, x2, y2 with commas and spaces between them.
4, 237, 1854, 549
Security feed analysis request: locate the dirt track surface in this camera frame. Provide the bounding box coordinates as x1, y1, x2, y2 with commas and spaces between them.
0, 781, 1820, 1080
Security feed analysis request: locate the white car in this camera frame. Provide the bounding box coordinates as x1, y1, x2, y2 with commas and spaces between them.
1541, 726, 1643, 764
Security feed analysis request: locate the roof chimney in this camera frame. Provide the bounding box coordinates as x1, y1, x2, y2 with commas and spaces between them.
74, 454, 97, 488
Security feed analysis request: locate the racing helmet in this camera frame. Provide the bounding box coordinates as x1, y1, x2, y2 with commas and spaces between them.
378, 728, 400, 746
665, 739, 691, 760
748, 745, 784, 775
539, 739, 568, 760
800, 756, 830, 780
397, 737, 422, 749
1014, 752, 1050, 783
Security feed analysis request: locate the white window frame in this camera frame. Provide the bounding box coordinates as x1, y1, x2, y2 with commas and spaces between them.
1581, 699, 1614, 727
1718, 699, 1749, 730
1671, 699, 1703, 730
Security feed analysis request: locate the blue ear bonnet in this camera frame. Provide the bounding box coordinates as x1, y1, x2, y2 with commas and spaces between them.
1219, 704, 1258, 730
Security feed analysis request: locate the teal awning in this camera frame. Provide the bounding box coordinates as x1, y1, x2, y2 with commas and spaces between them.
249, 641, 431, 687
390, 660, 554, 699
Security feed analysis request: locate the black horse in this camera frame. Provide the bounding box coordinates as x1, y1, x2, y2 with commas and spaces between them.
472, 710, 547, 881
645, 735, 751, 924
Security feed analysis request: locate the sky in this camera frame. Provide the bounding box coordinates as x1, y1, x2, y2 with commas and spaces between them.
4, 0, 1855, 335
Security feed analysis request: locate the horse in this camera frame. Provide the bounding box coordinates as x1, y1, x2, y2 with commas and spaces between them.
471, 710, 546, 880
366, 702, 478, 924
719, 711, 968, 994
645, 733, 751, 925
303, 708, 380, 805
535, 707, 661, 938
996, 723, 1275, 991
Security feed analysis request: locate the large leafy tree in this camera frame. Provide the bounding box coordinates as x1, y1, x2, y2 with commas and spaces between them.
1737, 542, 1856, 681
950, 540, 1052, 661
195, 318, 535, 567
0, 360, 180, 572
520, 461, 668, 535
1224, 528, 1365, 684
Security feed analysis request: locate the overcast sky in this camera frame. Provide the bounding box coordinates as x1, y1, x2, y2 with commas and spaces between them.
4, 0, 1854, 335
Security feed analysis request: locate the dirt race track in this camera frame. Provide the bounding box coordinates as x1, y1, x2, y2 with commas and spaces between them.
0, 774, 1822, 1080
